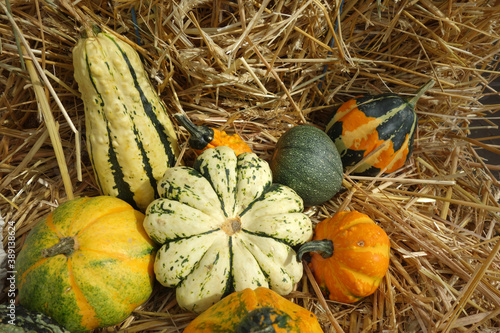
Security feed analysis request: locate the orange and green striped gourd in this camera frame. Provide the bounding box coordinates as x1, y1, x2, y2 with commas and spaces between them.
297, 210, 390, 303
325, 80, 434, 175
183, 287, 323, 332
15, 196, 156, 332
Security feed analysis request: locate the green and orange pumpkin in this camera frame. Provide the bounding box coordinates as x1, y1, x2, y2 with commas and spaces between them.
183, 287, 323, 332
325, 80, 434, 175
297, 211, 390, 303
15, 196, 156, 332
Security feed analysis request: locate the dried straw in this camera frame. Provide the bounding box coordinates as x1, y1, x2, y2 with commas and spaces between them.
1, 0, 499, 332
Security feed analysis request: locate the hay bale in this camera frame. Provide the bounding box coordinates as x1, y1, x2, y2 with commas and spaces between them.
1, 0, 499, 332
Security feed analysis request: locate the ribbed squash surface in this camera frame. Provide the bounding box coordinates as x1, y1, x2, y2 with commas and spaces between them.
309, 211, 390, 303
144, 146, 313, 313
15, 196, 155, 332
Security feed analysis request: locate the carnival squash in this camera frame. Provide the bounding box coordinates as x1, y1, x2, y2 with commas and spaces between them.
297, 211, 390, 303
73, 26, 180, 211
144, 146, 313, 313
174, 113, 252, 156
325, 80, 434, 175
183, 287, 323, 332
0, 304, 71, 333
270, 125, 344, 206
15, 196, 156, 332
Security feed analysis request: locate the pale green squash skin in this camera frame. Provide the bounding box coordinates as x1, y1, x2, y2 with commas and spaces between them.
144, 146, 313, 313
73, 28, 180, 211
15, 196, 156, 333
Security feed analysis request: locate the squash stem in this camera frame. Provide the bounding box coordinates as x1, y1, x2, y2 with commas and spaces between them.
80, 24, 101, 39
91, 24, 102, 36
296, 239, 334, 262
41, 237, 77, 258
174, 113, 214, 150
408, 79, 435, 108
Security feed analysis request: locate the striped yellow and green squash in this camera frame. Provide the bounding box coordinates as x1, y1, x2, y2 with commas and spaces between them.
184, 287, 323, 332
144, 146, 313, 313
15, 196, 156, 333
73, 27, 180, 211
325, 80, 434, 175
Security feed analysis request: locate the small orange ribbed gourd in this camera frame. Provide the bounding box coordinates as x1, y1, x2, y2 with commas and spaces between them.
297, 210, 390, 303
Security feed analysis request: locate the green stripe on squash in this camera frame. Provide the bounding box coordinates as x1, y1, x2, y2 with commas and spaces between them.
326, 80, 434, 175
73, 26, 180, 211
143, 147, 313, 313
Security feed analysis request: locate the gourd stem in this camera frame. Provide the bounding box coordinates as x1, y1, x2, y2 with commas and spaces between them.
41, 237, 77, 258
296, 239, 334, 262
80, 24, 101, 39
174, 113, 214, 149
91, 24, 102, 36
408, 79, 435, 108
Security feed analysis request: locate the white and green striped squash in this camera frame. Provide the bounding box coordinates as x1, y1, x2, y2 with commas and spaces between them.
73, 27, 180, 211
144, 146, 313, 313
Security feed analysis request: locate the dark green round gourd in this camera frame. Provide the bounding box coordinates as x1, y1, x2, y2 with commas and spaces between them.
270, 125, 343, 206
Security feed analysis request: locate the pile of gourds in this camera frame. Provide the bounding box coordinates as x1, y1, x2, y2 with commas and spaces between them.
15, 26, 433, 332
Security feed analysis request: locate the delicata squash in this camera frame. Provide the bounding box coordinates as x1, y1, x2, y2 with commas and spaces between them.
73, 26, 180, 211
143, 146, 313, 313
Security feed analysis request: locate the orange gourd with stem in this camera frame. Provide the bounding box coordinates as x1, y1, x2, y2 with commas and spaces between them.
297, 210, 390, 303
175, 113, 252, 156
